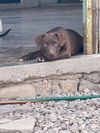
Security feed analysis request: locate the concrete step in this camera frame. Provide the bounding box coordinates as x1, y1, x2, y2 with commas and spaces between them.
0, 117, 36, 133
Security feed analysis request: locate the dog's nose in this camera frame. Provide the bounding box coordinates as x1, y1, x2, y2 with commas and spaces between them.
48, 48, 55, 58
50, 54, 54, 57
49, 53, 56, 59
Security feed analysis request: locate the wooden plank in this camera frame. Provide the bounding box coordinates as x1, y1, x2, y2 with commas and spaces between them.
83, 0, 93, 54
83, 0, 87, 54
92, 0, 99, 53
99, 0, 100, 52
92, 0, 96, 53
96, 0, 99, 53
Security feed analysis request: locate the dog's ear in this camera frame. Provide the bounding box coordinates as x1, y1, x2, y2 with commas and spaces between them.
55, 32, 67, 46
35, 34, 44, 46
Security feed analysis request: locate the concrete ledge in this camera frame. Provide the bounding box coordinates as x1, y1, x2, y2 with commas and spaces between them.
0, 54, 100, 84
0, 54, 100, 99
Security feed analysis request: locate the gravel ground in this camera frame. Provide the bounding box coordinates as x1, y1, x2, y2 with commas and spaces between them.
0, 91, 100, 133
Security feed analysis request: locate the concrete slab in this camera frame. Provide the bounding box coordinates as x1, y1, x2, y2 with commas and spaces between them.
0, 117, 36, 133
0, 54, 100, 84
0, 54, 100, 99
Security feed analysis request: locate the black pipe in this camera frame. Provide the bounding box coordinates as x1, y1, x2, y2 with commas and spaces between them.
0, 29, 11, 37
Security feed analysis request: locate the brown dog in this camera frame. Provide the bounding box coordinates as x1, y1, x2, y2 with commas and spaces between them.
18, 27, 83, 62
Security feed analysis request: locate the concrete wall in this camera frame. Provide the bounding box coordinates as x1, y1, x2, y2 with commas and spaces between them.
0, 0, 81, 9
0, 54, 100, 99
0, 0, 39, 9
41, 0, 57, 4
0, 0, 57, 9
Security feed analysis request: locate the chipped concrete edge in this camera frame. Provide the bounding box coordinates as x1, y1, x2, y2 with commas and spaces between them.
0, 54, 100, 84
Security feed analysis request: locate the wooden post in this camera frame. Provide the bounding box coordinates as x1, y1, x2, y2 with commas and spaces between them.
99, 0, 100, 52
83, 0, 93, 54
92, 0, 99, 53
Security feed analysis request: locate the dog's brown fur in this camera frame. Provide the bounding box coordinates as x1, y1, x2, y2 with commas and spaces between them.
18, 27, 83, 62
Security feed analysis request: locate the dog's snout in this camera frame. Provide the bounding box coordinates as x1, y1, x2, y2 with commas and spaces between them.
48, 49, 55, 57
49, 53, 54, 58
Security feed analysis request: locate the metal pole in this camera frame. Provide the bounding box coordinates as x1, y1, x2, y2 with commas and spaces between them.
83, 0, 93, 54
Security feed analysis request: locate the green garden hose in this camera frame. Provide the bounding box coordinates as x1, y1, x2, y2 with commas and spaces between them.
0, 95, 100, 105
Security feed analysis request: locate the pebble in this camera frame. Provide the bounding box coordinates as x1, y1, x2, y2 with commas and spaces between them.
0, 92, 99, 133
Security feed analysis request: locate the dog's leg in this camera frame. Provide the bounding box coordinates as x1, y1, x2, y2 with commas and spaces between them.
58, 41, 71, 59
58, 51, 71, 59
18, 49, 44, 62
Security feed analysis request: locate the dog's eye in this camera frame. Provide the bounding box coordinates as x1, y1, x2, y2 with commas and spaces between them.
44, 43, 48, 47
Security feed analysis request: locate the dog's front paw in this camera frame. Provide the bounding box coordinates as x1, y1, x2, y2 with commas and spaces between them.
18, 57, 24, 62
36, 57, 45, 63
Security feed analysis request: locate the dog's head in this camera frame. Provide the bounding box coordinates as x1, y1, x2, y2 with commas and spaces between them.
35, 32, 66, 60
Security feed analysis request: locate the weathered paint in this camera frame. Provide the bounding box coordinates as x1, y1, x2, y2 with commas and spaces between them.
92, 0, 99, 54
99, 0, 100, 52
83, 0, 93, 54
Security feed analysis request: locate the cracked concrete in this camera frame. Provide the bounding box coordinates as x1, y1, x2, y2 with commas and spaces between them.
0, 54, 100, 99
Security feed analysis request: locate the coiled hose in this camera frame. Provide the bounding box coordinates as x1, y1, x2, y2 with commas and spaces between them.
0, 95, 100, 105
